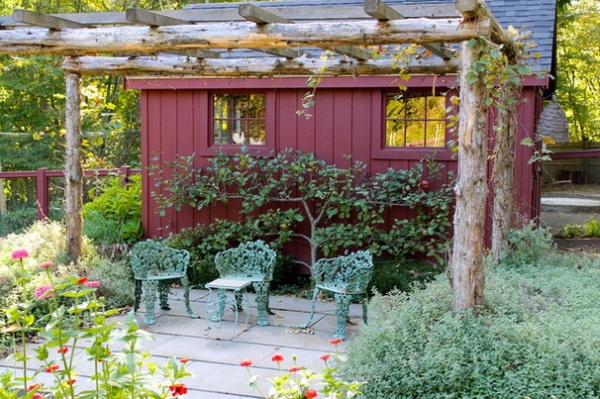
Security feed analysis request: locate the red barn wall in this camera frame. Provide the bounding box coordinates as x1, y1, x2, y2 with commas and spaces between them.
127, 76, 544, 262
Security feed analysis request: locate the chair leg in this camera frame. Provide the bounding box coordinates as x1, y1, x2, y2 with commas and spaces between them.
299, 288, 320, 329
334, 293, 351, 340
181, 275, 198, 319
158, 281, 170, 310
362, 295, 368, 325
142, 280, 159, 325
253, 282, 270, 326
211, 288, 227, 322
134, 280, 142, 312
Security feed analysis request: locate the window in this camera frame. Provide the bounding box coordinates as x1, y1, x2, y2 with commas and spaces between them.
385, 92, 447, 148
212, 93, 266, 146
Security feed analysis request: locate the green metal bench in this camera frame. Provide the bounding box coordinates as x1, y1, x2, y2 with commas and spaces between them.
211, 240, 276, 326
129, 239, 198, 325
300, 250, 374, 340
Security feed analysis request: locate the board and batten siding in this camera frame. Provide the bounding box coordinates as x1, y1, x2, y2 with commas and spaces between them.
128, 76, 542, 263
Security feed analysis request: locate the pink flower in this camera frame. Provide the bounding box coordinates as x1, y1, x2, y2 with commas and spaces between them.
84, 280, 101, 288
11, 249, 29, 260
35, 285, 54, 300
38, 261, 54, 269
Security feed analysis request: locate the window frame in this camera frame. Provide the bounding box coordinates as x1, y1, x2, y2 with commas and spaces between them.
372, 88, 456, 161
204, 90, 276, 156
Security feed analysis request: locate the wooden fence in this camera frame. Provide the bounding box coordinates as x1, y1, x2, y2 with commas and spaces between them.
0, 165, 140, 220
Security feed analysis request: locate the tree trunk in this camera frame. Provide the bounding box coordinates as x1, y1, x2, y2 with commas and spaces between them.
490, 80, 522, 262
65, 71, 83, 261
451, 40, 488, 312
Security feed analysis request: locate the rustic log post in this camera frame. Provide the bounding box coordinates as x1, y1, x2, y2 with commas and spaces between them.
490, 79, 522, 262
451, 40, 489, 312
65, 70, 83, 261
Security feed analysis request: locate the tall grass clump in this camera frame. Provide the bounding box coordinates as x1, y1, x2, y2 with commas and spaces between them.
343, 226, 600, 398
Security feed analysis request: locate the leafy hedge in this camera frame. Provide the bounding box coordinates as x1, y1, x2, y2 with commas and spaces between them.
343, 229, 600, 398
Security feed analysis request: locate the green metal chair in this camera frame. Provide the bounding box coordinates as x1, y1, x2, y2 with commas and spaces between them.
129, 239, 198, 325
300, 250, 374, 340
211, 240, 276, 326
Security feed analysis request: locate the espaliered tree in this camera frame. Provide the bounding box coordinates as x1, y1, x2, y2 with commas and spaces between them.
153, 147, 453, 270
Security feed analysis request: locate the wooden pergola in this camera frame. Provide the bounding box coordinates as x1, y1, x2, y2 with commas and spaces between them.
0, 0, 521, 311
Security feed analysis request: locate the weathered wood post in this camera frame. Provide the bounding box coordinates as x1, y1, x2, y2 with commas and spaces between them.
491, 79, 522, 262
451, 39, 489, 312
65, 70, 83, 261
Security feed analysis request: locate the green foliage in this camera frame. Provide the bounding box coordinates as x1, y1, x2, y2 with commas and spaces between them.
83, 175, 143, 245
559, 219, 600, 238
1, 259, 190, 399
154, 148, 453, 269
368, 258, 442, 295
557, 0, 600, 143
343, 244, 600, 398
0, 220, 137, 353
86, 256, 135, 309
498, 222, 557, 268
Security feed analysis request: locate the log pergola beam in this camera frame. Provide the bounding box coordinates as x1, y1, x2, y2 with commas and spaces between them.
239, 4, 372, 61
364, 0, 455, 59
62, 54, 460, 77
0, 18, 490, 56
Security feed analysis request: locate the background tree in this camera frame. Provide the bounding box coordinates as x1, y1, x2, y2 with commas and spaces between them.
556, 0, 600, 146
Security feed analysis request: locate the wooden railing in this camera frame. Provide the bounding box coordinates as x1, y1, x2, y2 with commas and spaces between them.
0, 165, 140, 220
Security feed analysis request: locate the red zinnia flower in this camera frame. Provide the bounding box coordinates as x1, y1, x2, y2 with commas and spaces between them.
305, 389, 318, 398
271, 354, 284, 363
240, 359, 252, 367
169, 383, 188, 396
11, 249, 29, 260
289, 366, 301, 373
32, 394, 45, 399
319, 354, 330, 362
38, 261, 54, 269
45, 365, 59, 372
66, 379, 76, 385
180, 358, 190, 363
28, 383, 42, 391
57, 347, 68, 354
77, 277, 88, 284
330, 338, 342, 345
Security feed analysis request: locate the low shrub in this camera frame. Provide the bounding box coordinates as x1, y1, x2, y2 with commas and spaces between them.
560, 219, 600, 238
368, 258, 442, 295
83, 174, 143, 245
343, 227, 600, 398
